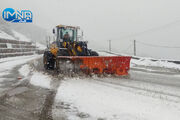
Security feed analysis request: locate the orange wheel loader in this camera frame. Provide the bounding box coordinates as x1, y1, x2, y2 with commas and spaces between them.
43, 25, 131, 76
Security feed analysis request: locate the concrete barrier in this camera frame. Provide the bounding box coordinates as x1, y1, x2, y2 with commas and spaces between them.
0, 38, 38, 58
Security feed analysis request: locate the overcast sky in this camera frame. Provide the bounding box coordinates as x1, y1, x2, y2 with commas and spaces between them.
0, 0, 180, 60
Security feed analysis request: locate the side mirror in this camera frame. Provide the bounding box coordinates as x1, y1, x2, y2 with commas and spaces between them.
53, 29, 55, 34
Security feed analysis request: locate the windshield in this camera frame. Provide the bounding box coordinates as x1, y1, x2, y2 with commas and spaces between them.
59, 28, 76, 42
62, 28, 73, 39
57, 27, 77, 42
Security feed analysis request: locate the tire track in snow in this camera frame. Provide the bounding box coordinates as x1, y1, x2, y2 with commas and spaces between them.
91, 77, 180, 103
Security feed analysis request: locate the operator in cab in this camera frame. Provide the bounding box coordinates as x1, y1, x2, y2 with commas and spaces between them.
63, 32, 70, 42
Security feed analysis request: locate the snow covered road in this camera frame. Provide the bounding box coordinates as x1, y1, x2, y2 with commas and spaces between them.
51, 52, 180, 120
53, 70, 180, 120
0, 55, 56, 120
0, 55, 41, 94
0, 55, 180, 120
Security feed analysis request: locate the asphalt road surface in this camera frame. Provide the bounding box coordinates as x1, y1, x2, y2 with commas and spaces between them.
0, 56, 180, 120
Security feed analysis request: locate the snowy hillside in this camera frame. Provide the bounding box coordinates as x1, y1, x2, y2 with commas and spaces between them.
0, 30, 15, 40
13, 30, 46, 49
12, 30, 31, 42
0, 21, 47, 47
0, 29, 46, 50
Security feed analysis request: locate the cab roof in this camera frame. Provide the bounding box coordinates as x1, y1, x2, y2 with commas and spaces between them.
56, 24, 80, 29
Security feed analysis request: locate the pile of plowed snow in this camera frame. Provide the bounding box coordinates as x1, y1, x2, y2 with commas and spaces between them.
131, 57, 180, 70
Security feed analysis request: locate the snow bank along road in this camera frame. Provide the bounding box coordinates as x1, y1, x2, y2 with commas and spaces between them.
0, 55, 180, 120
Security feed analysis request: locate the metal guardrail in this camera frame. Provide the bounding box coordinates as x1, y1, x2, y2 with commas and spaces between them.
0, 38, 32, 44
0, 52, 34, 58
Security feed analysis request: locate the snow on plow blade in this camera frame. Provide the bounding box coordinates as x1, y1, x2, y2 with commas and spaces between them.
56, 56, 131, 76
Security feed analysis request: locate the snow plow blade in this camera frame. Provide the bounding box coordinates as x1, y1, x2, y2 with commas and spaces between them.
56, 56, 131, 76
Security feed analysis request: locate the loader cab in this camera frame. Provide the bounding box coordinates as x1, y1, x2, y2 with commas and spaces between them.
53, 25, 79, 43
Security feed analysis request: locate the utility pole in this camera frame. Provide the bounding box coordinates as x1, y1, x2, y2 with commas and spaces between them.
48, 36, 51, 46
35, 38, 36, 54
46, 36, 48, 48
134, 40, 136, 56
109, 40, 111, 52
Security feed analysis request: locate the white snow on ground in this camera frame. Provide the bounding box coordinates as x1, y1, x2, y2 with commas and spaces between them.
18, 64, 31, 77
98, 51, 116, 56
35, 43, 46, 50
0, 55, 41, 94
30, 72, 51, 89
12, 30, 31, 42
0, 30, 15, 40
131, 58, 180, 70
0, 78, 6, 83
0, 71, 9, 76
56, 78, 180, 120
0, 55, 41, 79
0, 55, 38, 63
0, 55, 40, 72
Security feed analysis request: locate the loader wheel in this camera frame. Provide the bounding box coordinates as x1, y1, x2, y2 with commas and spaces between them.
43, 52, 48, 69
57, 49, 69, 56
93, 68, 100, 74
43, 51, 55, 70
81, 67, 91, 75
90, 51, 99, 56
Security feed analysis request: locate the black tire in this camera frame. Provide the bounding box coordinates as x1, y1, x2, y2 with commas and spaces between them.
43, 51, 48, 70
57, 49, 70, 56
90, 51, 99, 56
43, 51, 55, 70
